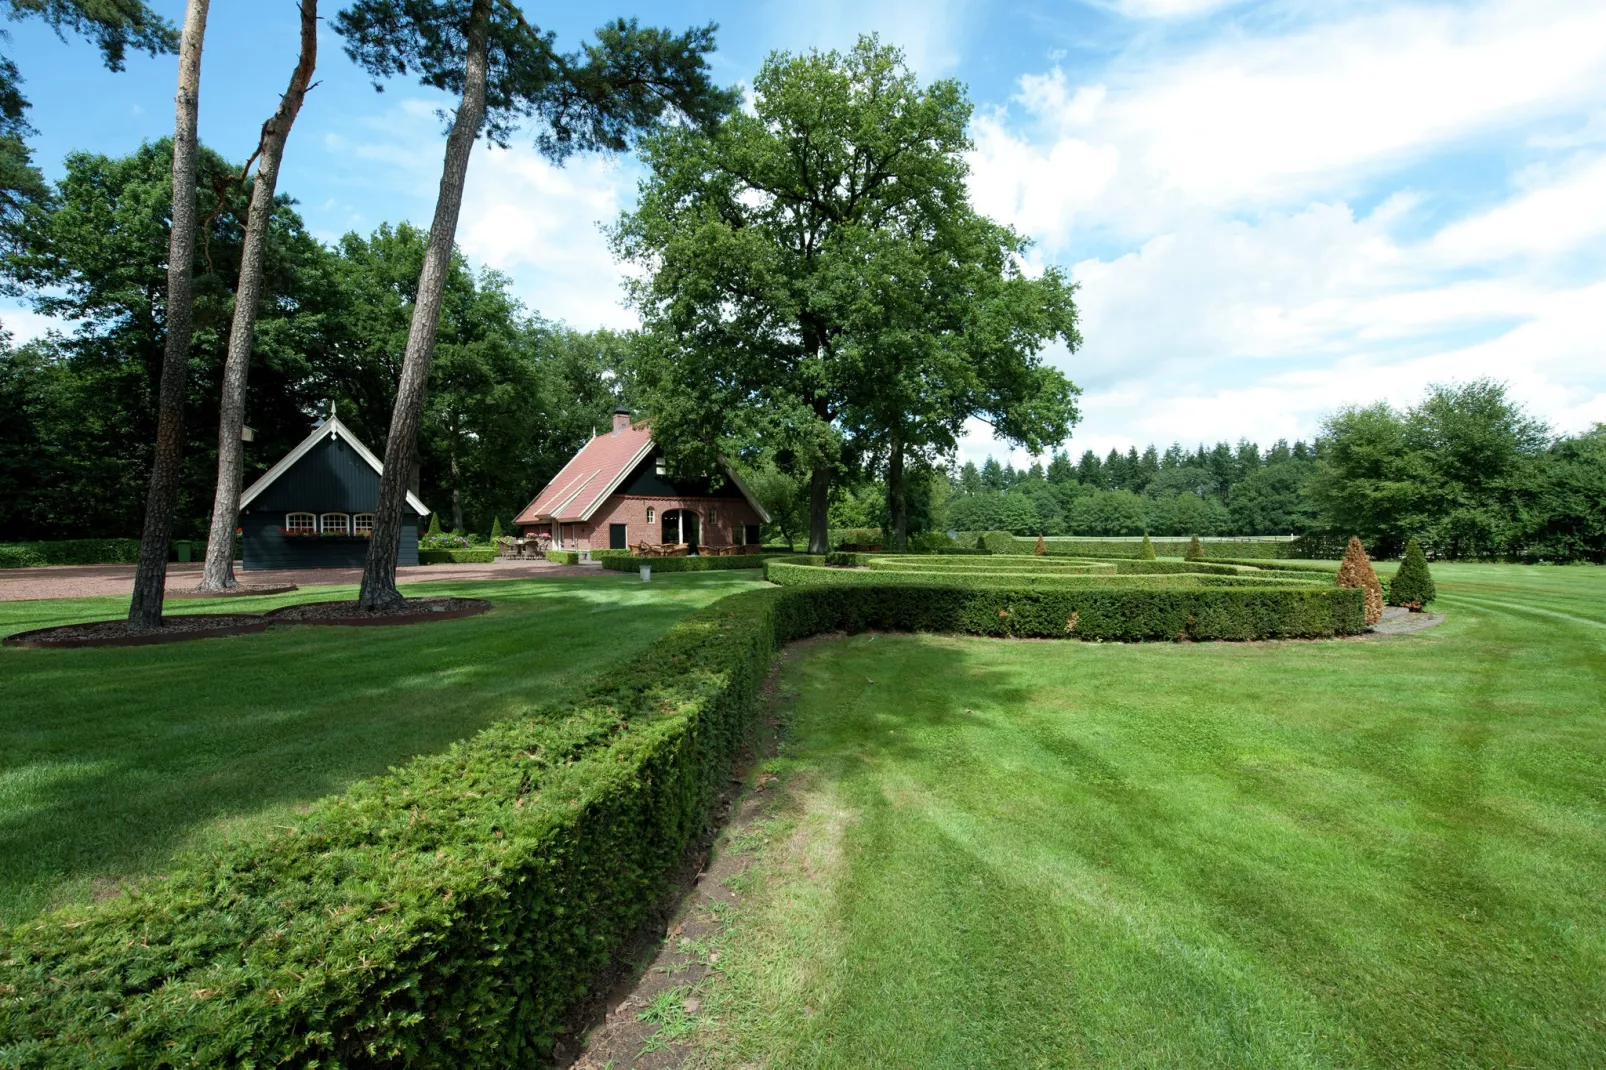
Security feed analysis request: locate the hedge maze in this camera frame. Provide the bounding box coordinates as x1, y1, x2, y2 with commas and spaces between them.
0, 546, 1361, 1066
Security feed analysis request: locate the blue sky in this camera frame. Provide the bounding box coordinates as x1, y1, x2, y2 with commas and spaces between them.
6, 0, 1605, 465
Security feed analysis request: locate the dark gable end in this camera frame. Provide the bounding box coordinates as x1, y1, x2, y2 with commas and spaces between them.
249, 435, 387, 513
616, 449, 747, 500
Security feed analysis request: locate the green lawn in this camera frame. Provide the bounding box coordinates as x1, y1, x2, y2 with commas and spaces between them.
0, 571, 766, 923
683, 563, 1606, 1068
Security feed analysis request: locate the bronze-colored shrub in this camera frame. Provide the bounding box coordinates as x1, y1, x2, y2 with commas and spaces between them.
1336, 535, 1384, 625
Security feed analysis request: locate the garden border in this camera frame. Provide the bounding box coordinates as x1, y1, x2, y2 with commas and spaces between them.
2, 615, 270, 649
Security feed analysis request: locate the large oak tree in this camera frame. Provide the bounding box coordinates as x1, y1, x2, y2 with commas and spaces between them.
614, 37, 1080, 553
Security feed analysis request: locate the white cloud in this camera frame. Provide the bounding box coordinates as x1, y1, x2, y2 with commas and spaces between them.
953, 0, 1606, 465
0, 305, 63, 346
1430, 152, 1606, 262
457, 145, 640, 330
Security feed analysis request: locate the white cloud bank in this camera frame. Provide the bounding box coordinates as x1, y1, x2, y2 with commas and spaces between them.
956, 0, 1606, 467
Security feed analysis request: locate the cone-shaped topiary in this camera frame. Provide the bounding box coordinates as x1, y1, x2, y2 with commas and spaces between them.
427, 512, 442, 538
1336, 535, 1384, 625
1388, 537, 1436, 608
1184, 534, 1204, 561
491, 516, 503, 540
1138, 534, 1157, 560
1035, 533, 1047, 556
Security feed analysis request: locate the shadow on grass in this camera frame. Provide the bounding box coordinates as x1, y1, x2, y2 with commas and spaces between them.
0, 573, 760, 922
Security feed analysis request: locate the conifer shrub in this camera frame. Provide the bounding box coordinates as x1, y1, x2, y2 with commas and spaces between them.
1388, 537, 1436, 608
490, 516, 503, 540
1185, 535, 1204, 561
1336, 535, 1385, 624
427, 512, 442, 538
1035, 533, 1047, 556
1138, 534, 1157, 560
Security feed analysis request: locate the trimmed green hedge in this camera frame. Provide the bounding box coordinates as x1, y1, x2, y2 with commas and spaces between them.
0, 575, 1366, 1065
766, 561, 1332, 594
0, 538, 144, 568
768, 575, 1364, 641
1035, 538, 1293, 559
1203, 557, 1338, 574
545, 548, 581, 564
601, 554, 775, 573
416, 548, 498, 564
0, 589, 784, 1067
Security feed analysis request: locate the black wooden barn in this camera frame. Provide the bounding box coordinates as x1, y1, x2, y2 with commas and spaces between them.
238, 416, 430, 570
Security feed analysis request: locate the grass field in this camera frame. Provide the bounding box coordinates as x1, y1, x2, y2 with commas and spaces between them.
679, 563, 1606, 1068
0, 571, 766, 923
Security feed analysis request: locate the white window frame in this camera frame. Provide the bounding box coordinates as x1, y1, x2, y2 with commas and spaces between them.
352, 512, 374, 535
646, 506, 655, 524
285, 512, 315, 533
320, 512, 351, 535
709, 505, 719, 524
655, 457, 667, 477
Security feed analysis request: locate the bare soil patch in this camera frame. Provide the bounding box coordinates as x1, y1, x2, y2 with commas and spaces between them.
3, 614, 268, 649
265, 596, 491, 626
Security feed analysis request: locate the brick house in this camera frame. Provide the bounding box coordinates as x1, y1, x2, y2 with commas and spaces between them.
514, 409, 769, 554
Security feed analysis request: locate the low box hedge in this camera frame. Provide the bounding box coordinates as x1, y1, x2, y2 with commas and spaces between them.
601, 553, 776, 573
545, 548, 581, 564
765, 561, 1331, 593
0, 575, 1365, 1065
0, 538, 144, 568
416, 548, 498, 564
1202, 557, 1338, 574
1035, 538, 1293, 559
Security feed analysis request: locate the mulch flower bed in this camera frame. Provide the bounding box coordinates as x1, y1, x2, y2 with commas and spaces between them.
3, 615, 270, 649
265, 597, 492, 626
168, 583, 300, 599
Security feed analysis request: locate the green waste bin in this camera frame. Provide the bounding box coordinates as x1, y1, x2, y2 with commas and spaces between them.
173, 540, 194, 563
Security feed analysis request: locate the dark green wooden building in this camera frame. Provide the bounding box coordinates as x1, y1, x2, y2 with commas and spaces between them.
238, 416, 430, 570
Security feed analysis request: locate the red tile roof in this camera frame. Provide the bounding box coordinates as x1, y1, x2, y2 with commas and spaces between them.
514, 423, 655, 524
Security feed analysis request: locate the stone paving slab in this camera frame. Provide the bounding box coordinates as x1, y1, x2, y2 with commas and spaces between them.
0, 559, 603, 602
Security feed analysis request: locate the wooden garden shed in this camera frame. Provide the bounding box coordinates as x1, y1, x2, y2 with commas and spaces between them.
238, 416, 430, 570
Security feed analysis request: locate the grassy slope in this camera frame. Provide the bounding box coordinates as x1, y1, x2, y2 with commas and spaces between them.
0, 572, 766, 923
689, 564, 1606, 1068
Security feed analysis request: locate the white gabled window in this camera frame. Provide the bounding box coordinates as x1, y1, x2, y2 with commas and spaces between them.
646, 507, 655, 524
655, 457, 667, 476
352, 513, 374, 535
320, 512, 350, 535
285, 512, 315, 533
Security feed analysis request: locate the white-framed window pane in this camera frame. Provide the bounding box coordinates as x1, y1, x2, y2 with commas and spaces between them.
320, 512, 350, 535
709, 505, 718, 523
352, 513, 374, 535
285, 512, 315, 533
646, 507, 655, 524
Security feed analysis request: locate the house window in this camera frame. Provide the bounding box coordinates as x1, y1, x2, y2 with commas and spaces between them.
320, 512, 350, 535
352, 513, 374, 535
285, 512, 315, 533
655, 456, 667, 477
646, 507, 655, 524
709, 505, 718, 524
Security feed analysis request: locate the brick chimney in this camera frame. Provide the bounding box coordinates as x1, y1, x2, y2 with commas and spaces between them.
612, 407, 631, 433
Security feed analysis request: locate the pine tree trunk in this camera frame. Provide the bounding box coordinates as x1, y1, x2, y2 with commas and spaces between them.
199, 1, 317, 591
128, 0, 208, 631
887, 427, 907, 552
807, 466, 830, 554
358, 0, 491, 610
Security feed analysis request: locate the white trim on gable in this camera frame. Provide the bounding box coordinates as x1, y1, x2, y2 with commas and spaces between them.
239, 416, 431, 515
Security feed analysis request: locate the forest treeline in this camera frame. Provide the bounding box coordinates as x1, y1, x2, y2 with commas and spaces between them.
804, 379, 1604, 561
0, 140, 621, 541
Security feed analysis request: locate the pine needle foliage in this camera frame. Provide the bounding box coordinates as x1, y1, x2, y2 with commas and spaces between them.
1336, 535, 1384, 624
427, 511, 441, 538
1138, 534, 1156, 561
1184, 535, 1204, 561
1035, 533, 1046, 556
490, 515, 503, 540
1388, 537, 1436, 607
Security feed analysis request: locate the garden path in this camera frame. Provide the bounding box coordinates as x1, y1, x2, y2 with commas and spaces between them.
0, 558, 601, 601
